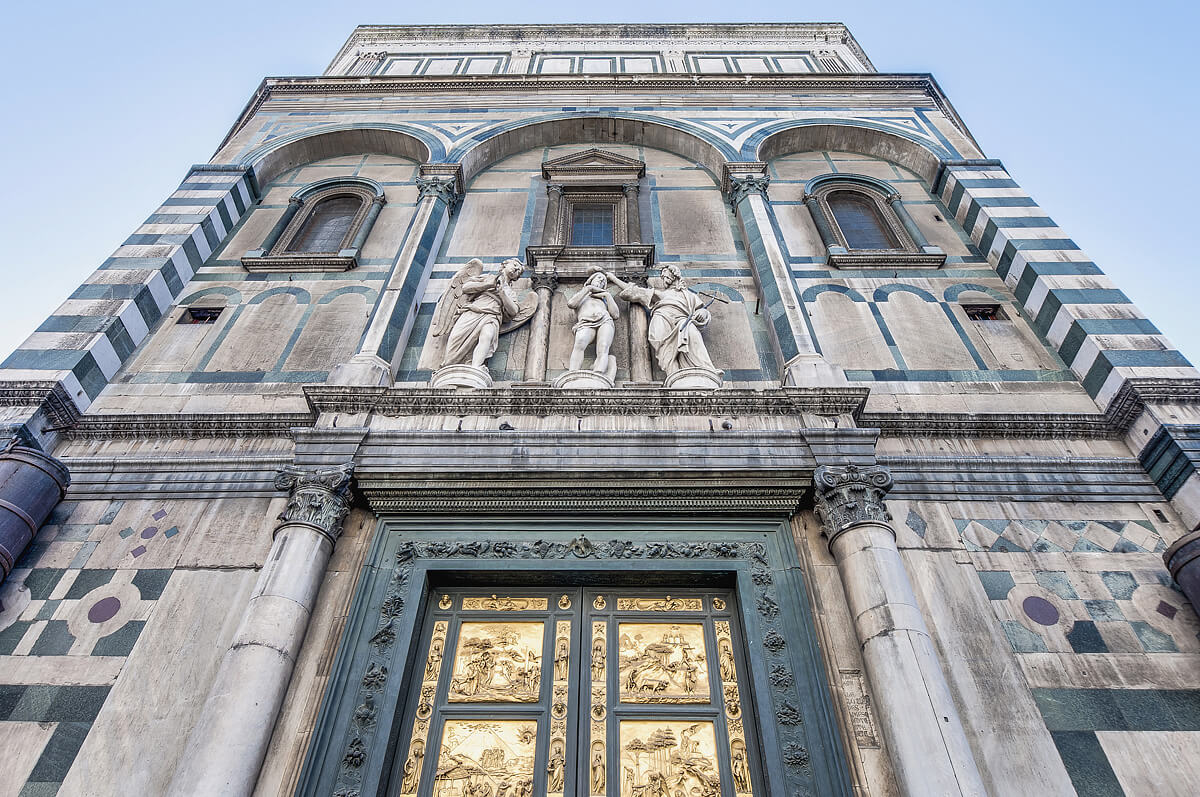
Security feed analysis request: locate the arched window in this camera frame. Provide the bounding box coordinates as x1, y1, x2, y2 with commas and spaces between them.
802, 173, 945, 268
285, 196, 362, 253
825, 190, 900, 250
242, 177, 387, 273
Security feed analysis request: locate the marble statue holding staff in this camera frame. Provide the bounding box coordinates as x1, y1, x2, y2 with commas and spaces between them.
605, 264, 722, 387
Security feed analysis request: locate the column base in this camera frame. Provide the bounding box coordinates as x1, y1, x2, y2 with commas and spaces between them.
553, 369, 615, 389
663, 367, 724, 390
782, 353, 849, 388
430, 364, 493, 389
326, 354, 393, 387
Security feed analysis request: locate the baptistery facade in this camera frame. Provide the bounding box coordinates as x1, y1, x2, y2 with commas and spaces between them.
0, 23, 1197, 797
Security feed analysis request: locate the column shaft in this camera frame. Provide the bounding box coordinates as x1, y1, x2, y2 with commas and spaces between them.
524, 273, 558, 381
814, 465, 986, 797
627, 304, 652, 382
166, 464, 354, 797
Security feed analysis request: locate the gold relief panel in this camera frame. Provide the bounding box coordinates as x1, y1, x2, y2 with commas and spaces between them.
461, 595, 549, 612
433, 720, 537, 797
618, 623, 709, 703
615, 596, 703, 612
448, 622, 544, 703
619, 720, 720, 797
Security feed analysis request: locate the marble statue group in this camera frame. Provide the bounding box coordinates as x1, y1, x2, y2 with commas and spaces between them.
429, 259, 723, 389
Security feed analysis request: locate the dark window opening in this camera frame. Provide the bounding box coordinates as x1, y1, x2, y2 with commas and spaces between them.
570, 203, 614, 246
963, 304, 1005, 321
180, 307, 222, 324
286, 196, 361, 253
827, 191, 900, 250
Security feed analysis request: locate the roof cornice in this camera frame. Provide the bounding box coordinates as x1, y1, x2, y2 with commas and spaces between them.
326, 22, 875, 74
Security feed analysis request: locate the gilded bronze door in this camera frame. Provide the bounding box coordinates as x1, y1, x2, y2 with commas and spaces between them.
391, 587, 758, 797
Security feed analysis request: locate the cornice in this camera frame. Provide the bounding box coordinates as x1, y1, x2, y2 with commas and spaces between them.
355, 471, 811, 514
65, 412, 314, 440
302, 385, 871, 418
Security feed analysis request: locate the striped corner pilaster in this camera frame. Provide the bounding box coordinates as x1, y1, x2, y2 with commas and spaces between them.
935, 161, 1196, 407
0, 165, 257, 411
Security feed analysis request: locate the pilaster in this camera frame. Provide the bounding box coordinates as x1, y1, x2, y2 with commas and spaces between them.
724, 164, 846, 388
330, 166, 462, 386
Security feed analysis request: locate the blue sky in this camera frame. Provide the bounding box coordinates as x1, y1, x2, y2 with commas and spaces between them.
0, 1, 1195, 369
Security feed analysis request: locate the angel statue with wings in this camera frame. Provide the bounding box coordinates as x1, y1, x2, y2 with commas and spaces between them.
429, 258, 537, 387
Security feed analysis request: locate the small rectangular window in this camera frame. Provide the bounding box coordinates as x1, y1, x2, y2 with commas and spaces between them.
570, 204, 614, 246
180, 307, 222, 325
962, 304, 1004, 321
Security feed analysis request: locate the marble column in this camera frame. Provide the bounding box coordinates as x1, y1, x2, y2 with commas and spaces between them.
166, 463, 355, 797
727, 170, 845, 387
524, 270, 559, 381
813, 465, 986, 797
623, 271, 653, 383
329, 171, 461, 387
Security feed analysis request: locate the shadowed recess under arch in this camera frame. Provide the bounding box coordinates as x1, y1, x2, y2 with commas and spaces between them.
239, 125, 437, 188
751, 122, 952, 185
451, 114, 736, 184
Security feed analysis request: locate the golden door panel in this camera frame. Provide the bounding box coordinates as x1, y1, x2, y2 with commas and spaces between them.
432, 719, 538, 796
392, 588, 757, 797
447, 621, 544, 703
617, 623, 709, 703
618, 720, 720, 797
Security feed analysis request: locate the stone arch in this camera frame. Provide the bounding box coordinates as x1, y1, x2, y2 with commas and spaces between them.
179, 286, 244, 306
751, 122, 948, 185
800, 284, 868, 303
240, 125, 436, 188
943, 283, 1008, 303
452, 114, 734, 184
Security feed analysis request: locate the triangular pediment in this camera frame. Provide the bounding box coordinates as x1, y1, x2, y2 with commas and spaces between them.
541, 148, 646, 180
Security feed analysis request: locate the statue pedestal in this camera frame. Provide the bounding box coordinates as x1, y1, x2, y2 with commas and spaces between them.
663, 367, 723, 390
430, 364, 493, 389
553, 369, 615, 390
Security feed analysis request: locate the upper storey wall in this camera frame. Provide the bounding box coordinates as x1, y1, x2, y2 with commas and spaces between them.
325, 23, 873, 77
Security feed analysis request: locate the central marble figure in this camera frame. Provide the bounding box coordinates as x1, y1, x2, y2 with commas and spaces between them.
606, 266, 720, 384
566, 266, 620, 381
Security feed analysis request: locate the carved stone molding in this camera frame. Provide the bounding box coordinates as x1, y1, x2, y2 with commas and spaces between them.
274, 462, 355, 542
727, 175, 771, 207
812, 464, 894, 542
303, 385, 869, 419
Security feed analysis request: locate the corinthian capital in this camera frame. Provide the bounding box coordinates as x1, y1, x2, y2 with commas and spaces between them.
274, 462, 355, 542
812, 464, 894, 541
416, 176, 463, 213
727, 175, 771, 208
